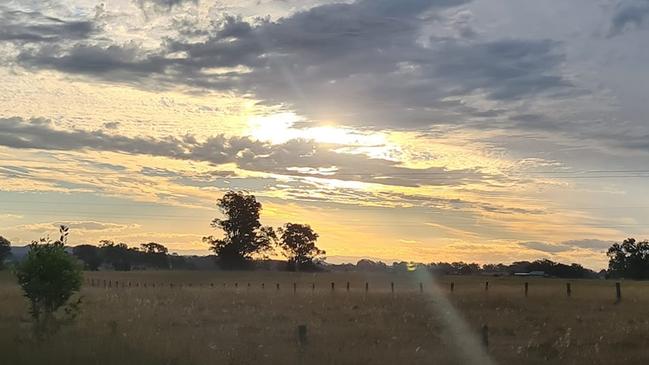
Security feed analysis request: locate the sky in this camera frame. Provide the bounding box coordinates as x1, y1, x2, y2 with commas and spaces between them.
1, 0, 649, 269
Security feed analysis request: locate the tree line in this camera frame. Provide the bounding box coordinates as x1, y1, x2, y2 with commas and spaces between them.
1, 191, 649, 278
349, 258, 599, 278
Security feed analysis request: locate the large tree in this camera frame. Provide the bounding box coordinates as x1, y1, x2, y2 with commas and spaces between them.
0, 236, 11, 269
607, 238, 649, 279
203, 191, 275, 269
279, 223, 324, 271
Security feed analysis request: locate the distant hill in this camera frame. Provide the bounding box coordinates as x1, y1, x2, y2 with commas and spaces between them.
8, 246, 30, 261
8, 245, 73, 262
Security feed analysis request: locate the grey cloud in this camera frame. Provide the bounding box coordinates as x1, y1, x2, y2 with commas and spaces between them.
519, 239, 614, 254
562, 239, 613, 252
518, 241, 571, 253
136, 0, 197, 12
102, 122, 120, 129
610, 0, 649, 35
0, 8, 96, 43
0, 117, 493, 188
14, 0, 572, 129
0, 117, 188, 157
19, 44, 170, 77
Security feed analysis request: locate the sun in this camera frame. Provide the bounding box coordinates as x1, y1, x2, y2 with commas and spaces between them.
247, 112, 387, 147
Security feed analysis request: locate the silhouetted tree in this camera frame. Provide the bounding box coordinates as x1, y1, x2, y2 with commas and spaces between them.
139, 242, 169, 269
72, 244, 102, 271
279, 223, 324, 271
141, 242, 168, 254
356, 259, 389, 272
607, 238, 649, 279
0, 236, 11, 269
99, 240, 132, 271
15, 226, 82, 338
203, 191, 276, 269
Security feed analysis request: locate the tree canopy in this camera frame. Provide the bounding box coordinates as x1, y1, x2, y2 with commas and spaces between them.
279, 223, 324, 271
203, 191, 276, 269
607, 238, 649, 279
0, 235, 11, 269
14, 226, 82, 337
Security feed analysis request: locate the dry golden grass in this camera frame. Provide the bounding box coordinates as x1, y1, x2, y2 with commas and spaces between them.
2, 270, 649, 364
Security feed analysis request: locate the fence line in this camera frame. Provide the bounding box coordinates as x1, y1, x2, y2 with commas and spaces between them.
82, 277, 625, 301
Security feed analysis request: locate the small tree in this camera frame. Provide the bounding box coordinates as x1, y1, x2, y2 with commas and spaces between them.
279, 223, 324, 271
0, 236, 11, 269
203, 191, 276, 269
14, 226, 82, 337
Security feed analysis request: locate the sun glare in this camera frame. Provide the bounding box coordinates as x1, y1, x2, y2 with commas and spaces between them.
247, 112, 387, 147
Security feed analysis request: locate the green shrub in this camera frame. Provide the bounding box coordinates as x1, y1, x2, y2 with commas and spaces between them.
14, 225, 83, 338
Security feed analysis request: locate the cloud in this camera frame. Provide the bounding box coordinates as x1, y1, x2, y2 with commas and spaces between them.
14, 0, 573, 129
610, 0, 649, 35
0, 7, 96, 43
561, 239, 614, 252
0, 117, 493, 188
519, 239, 614, 254
135, 0, 198, 13
12, 221, 139, 233
518, 241, 571, 253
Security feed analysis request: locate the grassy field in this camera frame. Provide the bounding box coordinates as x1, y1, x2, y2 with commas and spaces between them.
2, 270, 649, 365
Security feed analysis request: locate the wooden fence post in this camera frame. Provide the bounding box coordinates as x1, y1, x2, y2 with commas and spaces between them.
365, 282, 369, 293
566, 282, 571, 297
616, 282, 622, 303
297, 324, 308, 363
346, 282, 350, 292
485, 281, 489, 292
276, 283, 280, 291
297, 324, 307, 346
293, 282, 297, 294
419, 282, 423, 293
235, 282, 238, 289
262, 283, 265, 290
524, 282, 529, 297
481, 324, 489, 349
450, 282, 455, 293
391, 282, 394, 294
312, 282, 315, 291
331, 282, 335, 292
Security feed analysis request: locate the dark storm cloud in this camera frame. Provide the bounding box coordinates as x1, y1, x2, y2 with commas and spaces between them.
0, 117, 493, 187
610, 0, 649, 35
0, 8, 96, 43
18, 44, 170, 77
14, 0, 572, 128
